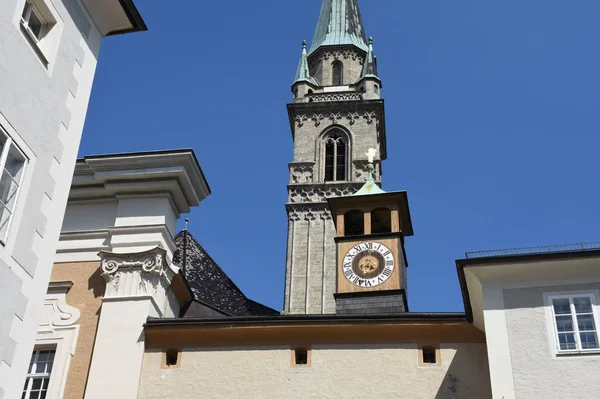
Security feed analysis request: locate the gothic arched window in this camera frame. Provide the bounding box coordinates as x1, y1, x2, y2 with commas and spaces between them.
332, 61, 343, 85
324, 133, 347, 182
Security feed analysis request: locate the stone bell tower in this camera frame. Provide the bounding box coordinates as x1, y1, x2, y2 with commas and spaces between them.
284, 0, 388, 314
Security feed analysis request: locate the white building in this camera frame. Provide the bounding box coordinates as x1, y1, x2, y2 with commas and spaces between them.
0, 1, 146, 397
44, 150, 211, 399
458, 245, 600, 398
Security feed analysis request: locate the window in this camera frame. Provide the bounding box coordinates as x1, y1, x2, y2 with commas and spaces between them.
295, 348, 308, 365
161, 349, 181, 369
418, 344, 439, 366
0, 130, 27, 243
371, 208, 392, 234
550, 294, 599, 353
21, 1, 49, 43
344, 210, 364, 236
332, 61, 343, 85
19, 0, 60, 67
166, 349, 178, 366
291, 346, 311, 368
422, 346, 437, 364
23, 349, 55, 399
324, 133, 347, 182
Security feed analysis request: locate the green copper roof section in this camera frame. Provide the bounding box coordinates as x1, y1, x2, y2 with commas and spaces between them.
354, 163, 385, 196
309, 0, 369, 55
294, 41, 318, 85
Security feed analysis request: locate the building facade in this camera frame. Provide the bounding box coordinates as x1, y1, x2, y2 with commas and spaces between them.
0, 1, 146, 397
458, 246, 600, 398
43, 150, 213, 399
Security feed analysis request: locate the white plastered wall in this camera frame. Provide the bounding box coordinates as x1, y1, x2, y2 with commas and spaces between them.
468, 258, 600, 399
0, 0, 101, 396
481, 284, 516, 399
138, 344, 492, 398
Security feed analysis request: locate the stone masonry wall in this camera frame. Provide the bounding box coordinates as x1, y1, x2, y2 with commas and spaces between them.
285, 96, 386, 314
308, 46, 365, 86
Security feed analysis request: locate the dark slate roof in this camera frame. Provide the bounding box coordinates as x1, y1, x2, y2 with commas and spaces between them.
172, 230, 279, 317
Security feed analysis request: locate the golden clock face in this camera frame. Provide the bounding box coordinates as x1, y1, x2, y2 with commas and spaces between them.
343, 242, 395, 287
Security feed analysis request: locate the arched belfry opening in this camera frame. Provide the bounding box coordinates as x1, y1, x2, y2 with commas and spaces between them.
371, 207, 392, 234
344, 210, 364, 236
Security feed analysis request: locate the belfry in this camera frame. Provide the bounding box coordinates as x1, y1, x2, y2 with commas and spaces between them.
284, 0, 394, 314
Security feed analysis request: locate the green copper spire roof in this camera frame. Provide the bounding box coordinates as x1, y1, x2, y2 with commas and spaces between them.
359, 36, 379, 81
354, 161, 385, 196
294, 41, 318, 85
309, 0, 369, 55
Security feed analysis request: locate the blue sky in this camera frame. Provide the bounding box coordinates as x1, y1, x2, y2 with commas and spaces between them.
80, 0, 600, 312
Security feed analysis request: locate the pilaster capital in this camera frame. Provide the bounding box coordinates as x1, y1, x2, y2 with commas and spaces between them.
99, 247, 175, 306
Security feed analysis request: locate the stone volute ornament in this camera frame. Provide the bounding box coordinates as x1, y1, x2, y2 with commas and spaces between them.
101, 251, 164, 275
99, 247, 179, 314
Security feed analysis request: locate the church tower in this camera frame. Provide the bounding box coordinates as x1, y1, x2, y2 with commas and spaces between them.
284, 0, 387, 314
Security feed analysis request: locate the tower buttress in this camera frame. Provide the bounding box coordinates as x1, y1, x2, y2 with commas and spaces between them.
284, 0, 388, 314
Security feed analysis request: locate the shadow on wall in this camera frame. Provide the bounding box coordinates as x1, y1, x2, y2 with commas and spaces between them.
88, 266, 105, 315
434, 344, 492, 399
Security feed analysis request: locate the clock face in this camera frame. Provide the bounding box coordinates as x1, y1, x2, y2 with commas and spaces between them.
343, 242, 395, 288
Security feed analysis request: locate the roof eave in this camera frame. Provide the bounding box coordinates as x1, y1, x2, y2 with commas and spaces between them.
105, 0, 147, 35
145, 312, 469, 328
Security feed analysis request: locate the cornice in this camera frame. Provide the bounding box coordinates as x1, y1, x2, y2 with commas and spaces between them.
57, 224, 177, 259
72, 150, 211, 213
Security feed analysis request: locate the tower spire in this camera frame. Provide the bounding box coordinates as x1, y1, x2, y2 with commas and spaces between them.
294, 40, 317, 85
359, 36, 379, 81
309, 0, 369, 55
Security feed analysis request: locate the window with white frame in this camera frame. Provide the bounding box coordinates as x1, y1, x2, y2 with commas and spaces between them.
550, 294, 599, 353
19, 0, 59, 66
23, 348, 55, 399
0, 129, 28, 243
21, 1, 50, 43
